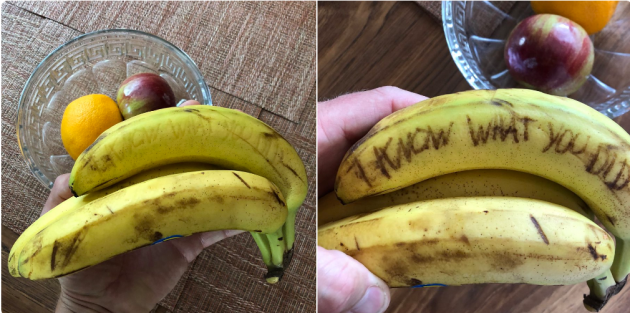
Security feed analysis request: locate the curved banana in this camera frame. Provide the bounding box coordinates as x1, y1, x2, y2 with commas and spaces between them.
69, 105, 308, 274
319, 169, 591, 226
319, 197, 614, 287
10, 170, 287, 280
8, 162, 219, 275
335, 89, 630, 283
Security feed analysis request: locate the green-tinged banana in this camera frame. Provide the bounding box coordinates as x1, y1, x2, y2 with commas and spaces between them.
10, 170, 287, 280
69, 105, 308, 276
335, 89, 630, 283
319, 169, 592, 226
319, 197, 614, 287
8, 162, 218, 275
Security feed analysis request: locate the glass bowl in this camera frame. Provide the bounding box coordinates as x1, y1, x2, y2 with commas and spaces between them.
443, 1, 630, 118
17, 29, 212, 189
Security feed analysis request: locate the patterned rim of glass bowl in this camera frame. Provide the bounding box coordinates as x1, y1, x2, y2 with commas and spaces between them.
442, 1, 630, 119
17, 29, 212, 189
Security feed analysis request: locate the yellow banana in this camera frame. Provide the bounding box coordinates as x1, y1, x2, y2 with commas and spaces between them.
334, 89, 630, 283
8, 163, 219, 276
319, 197, 614, 287
319, 169, 591, 226
10, 170, 287, 280
69, 105, 308, 275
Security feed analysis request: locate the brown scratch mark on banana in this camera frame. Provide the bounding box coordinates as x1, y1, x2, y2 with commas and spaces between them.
605, 214, 616, 226
353, 159, 372, 188
269, 188, 286, 207
599, 276, 608, 280
184, 108, 213, 123
281, 162, 304, 182
542, 123, 590, 154
253, 230, 262, 233
484, 211, 489, 214
354, 236, 360, 250
278, 237, 283, 241
232, 172, 251, 188
372, 124, 454, 176
460, 235, 470, 245
530, 215, 549, 245
51, 240, 61, 271
467, 114, 534, 146
55, 228, 87, 269
340, 242, 344, 247
106, 206, 114, 214
584, 144, 630, 191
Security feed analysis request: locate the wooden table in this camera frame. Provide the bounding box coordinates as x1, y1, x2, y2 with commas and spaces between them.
1, 2, 315, 312
318, 2, 630, 312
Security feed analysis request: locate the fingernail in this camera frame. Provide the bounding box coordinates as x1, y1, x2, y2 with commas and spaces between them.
350, 286, 387, 313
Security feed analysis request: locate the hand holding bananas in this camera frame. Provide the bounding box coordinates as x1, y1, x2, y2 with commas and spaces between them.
10, 100, 307, 290
318, 87, 427, 313
43, 174, 244, 313
319, 88, 630, 311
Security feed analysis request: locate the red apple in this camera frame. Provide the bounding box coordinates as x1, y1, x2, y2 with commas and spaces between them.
116, 73, 176, 119
504, 14, 594, 96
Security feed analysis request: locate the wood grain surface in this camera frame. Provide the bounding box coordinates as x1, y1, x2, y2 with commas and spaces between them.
1, 1, 315, 312
318, 1, 630, 312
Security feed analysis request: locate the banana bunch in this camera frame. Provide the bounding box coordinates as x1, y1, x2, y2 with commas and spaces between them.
319, 89, 630, 311
11, 105, 308, 283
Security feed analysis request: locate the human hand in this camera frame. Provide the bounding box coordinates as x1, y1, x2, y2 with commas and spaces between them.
317, 87, 427, 313
49, 100, 243, 313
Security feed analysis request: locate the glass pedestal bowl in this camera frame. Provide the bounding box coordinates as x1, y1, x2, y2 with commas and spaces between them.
17, 29, 212, 189
443, 1, 630, 118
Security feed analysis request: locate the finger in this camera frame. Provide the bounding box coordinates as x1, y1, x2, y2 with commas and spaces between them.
200, 230, 245, 248
180, 100, 201, 107
166, 230, 245, 263
317, 86, 427, 196
317, 246, 390, 313
41, 174, 73, 216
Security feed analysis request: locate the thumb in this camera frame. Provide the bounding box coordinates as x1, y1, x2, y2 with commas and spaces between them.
317, 246, 390, 313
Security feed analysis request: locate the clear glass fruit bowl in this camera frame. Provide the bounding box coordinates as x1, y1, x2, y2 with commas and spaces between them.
443, 1, 630, 118
17, 29, 212, 189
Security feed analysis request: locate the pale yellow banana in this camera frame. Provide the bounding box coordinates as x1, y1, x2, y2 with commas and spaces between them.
319, 197, 614, 287
319, 169, 591, 226
69, 105, 308, 273
10, 170, 287, 279
334, 89, 630, 282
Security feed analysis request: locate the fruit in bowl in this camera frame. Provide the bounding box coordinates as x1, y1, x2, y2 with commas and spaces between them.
60, 94, 123, 160
116, 73, 176, 119
504, 14, 594, 96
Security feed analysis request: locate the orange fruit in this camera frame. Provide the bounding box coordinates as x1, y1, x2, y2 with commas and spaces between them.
531, 1, 619, 34
60, 94, 123, 160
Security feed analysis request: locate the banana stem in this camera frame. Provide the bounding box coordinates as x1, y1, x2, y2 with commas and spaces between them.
584, 269, 619, 312
283, 210, 297, 250
266, 228, 286, 267
589, 270, 616, 299
250, 232, 272, 266
611, 237, 630, 283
